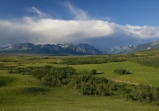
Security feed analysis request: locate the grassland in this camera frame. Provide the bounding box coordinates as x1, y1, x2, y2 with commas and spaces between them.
1, 55, 159, 111
69, 62, 159, 87
0, 70, 159, 111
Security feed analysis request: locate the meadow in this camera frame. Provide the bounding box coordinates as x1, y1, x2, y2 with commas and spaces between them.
1, 54, 159, 111
70, 62, 159, 87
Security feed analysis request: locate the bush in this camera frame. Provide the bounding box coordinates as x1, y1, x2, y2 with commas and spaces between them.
114, 69, 132, 75
0, 76, 16, 87
90, 69, 97, 75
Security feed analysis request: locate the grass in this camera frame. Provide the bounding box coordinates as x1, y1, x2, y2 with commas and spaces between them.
65, 62, 159, 87
1, 79, 159, 111
0, 76, 17, 87
1, 55, 159, 110
2, 55, 159, 86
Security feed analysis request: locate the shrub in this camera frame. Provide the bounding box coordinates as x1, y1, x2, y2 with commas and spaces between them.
90, 69, 97, 75
114, 69, 132, 75
0, 76, 16, 87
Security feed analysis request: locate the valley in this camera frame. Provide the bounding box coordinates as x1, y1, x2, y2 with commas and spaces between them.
1, 51, 159, 110
1, 0, 159, 110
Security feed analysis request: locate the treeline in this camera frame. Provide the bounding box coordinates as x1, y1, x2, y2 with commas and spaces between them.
131, 57, 159, 68
61, 56, 126, 65
8, 65, 159, 105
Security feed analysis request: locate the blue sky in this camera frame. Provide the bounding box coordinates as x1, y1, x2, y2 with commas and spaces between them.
0, 0, 159, 50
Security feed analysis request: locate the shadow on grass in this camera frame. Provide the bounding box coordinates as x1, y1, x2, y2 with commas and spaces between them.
96, 72, 104, 75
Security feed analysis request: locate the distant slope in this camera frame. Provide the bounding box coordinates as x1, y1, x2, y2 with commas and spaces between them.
133, 40, 159, 51
134, 48, 159, 55
0, 43, 101, 55
105, 40, 159, 54
105, 45, 134, 54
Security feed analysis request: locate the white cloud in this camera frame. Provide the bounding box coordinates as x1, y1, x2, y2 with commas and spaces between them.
119, 25, 159, 38
0, 18, 115, 45
64, 2, 89, 20
0, 2, 159, 47
32, 7, 46, 17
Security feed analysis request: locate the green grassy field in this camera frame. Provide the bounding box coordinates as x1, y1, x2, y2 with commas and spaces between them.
1, 55, 159, 111
0, 70, 159, 111
68, 62, 159, 87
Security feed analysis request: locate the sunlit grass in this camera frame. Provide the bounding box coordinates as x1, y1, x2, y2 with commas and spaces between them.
1, 55, 159, 110
67, 62, 159, 87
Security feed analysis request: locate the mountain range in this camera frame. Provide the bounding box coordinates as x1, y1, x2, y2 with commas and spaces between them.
0, 43, 101, 55
1, 40, 159, 55
105, 40, 159, 54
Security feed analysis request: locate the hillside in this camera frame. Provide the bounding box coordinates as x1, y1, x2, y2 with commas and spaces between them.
134, 48, 159, 55
1, 55, 159, 110
105, 40, 159, 54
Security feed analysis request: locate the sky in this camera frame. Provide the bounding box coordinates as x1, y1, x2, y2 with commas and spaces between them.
0, 0, 159, 50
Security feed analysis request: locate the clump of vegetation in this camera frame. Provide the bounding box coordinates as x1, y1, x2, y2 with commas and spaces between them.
8, 65, 159, 105
61, 56, 126, 65
114, 69, 132, 75
131, 57, 159, 68
0, 76, 16, 87
90, 69, 97, 75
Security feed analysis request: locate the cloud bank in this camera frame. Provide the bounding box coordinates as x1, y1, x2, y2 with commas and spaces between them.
0, 2, 159, 49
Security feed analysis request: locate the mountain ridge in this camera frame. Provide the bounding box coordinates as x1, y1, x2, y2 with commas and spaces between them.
0, 43, 101, 55
105, 40, 159, 54
1, 40, 159, 55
